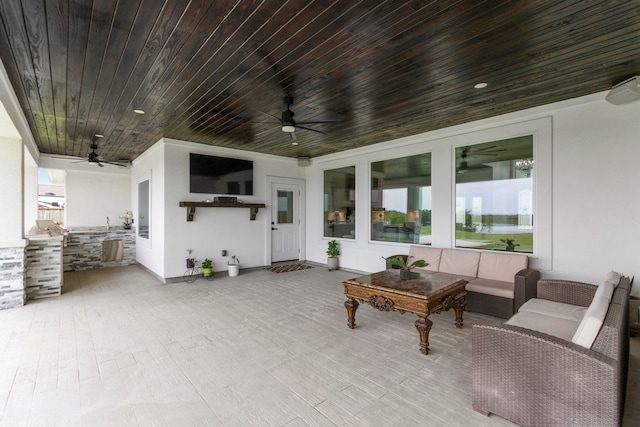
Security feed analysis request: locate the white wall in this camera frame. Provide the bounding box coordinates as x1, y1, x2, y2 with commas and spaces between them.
0, 136, 23, 244
132, 140, 165, 278
304, 92, 640, 295
160, 138, 304, 279
0, 100, 23, 245
23, 148, 38, 234
63, 170, 131, 227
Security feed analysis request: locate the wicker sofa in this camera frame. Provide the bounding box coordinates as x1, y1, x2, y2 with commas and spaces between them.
391, 246, 539, 318
472, 273, 632, 427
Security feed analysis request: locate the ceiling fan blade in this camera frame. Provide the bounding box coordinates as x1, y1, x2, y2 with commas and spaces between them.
472, 145, 497, 152
296, 125, 328, 135
101, 160, 130, 168
257, 110, 282, 122
296, 119, 341, 125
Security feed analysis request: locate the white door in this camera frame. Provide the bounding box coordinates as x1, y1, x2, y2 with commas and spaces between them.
271, 183, 300, 262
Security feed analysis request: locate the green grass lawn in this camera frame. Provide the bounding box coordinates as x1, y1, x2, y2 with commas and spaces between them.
418, 225, 532, 253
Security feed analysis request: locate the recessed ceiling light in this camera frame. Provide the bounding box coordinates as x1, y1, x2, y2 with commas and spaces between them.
474, 82, 488, 89
94, 134, 104, 138
133, 109, 145, 114
292, 142, 299, 146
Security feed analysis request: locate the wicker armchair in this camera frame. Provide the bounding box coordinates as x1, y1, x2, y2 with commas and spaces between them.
472, 276, 631, 427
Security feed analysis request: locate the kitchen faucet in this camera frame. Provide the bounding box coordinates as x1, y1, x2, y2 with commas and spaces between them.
106, 216, 110, 231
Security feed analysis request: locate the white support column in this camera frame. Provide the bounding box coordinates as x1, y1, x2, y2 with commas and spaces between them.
0, 101, 27, 309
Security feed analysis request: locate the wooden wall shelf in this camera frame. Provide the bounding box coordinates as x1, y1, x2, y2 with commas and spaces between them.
179, 201, 266, 221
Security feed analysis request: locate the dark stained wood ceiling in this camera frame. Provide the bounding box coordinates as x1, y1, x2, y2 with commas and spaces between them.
0, 1, 639, 162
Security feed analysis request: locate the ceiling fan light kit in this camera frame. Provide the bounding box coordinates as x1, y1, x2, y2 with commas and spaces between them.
605, 76, 640, 105
270, 96, 339, 139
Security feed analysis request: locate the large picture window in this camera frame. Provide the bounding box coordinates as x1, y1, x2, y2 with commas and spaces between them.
324, 166, 356, 239
455, 136, 533, 253
371, 153, 431, 244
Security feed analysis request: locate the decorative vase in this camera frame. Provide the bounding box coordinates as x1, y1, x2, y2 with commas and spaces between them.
203, 267, 213, 277
400, 269, 412, 280
327, 257, 339, 271
228, 264, 239, 277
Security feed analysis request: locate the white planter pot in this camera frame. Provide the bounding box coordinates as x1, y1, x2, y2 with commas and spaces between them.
327, 257, 339, 271
228, 264, 240, 277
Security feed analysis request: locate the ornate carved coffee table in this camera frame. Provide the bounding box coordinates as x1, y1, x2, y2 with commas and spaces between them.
342, 270, 467, 355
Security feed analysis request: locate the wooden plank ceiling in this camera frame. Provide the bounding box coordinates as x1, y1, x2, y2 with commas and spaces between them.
0, 0, 638, 162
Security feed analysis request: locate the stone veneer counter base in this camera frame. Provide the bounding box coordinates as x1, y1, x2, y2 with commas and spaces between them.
64, 228, 136, 272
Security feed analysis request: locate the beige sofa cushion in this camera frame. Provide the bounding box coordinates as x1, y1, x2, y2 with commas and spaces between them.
439, 249, 480, 277
518, 298, 588, 323
506, 311, 580, 341
477, 252, 528, 283
408, 246, 442, 272
571, 296, 611, 348
466, 278, 514, 299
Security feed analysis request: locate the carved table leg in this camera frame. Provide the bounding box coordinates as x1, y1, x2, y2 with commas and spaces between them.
414, 315, 433, 355
453, 297, 466, 329
344, 298, 359, 329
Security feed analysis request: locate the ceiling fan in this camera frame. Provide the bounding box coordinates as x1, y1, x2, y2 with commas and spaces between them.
264, 96, 340, 141
456, 145, 506, 174
79, 143, 130, 168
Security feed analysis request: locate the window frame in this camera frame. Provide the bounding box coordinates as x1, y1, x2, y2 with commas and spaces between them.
447, 117, 551, 270
322, 164, 357, 241
369, 152, 433, 246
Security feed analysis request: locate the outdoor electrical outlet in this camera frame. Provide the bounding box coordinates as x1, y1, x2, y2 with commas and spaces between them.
222, 250, 227, 256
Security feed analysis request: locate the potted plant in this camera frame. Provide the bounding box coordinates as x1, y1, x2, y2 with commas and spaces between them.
383, 255, 428, 280
228, 255, 240, 277
186, 249, 195, 268
500, 238, 519, 252
326, 240, 340, 271
202, 258, 213, 277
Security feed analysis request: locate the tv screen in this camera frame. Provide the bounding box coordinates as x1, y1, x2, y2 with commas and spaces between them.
189, 153, 254, 195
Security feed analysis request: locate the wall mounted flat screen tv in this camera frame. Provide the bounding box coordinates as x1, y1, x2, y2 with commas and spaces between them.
189, 153, 254, 195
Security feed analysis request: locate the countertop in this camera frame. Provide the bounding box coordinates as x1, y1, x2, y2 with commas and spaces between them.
66, 227, 135, 234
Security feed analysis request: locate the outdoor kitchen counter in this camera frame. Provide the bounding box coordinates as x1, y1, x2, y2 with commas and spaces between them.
64, 228, 136, 271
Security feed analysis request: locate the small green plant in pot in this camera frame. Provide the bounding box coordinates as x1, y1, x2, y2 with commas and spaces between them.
202, 258, 213, 277
326, 240, 340, 271
228, 255, 240, 277
383, 255, 429, 280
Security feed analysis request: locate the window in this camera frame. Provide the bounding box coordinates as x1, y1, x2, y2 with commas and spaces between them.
371, 153, 431, 244
455, 136, 533, 253
324, 166, 356, 239
138, 179, 150, 240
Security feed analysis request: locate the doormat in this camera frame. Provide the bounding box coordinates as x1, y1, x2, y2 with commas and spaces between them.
264, 263, 314, 273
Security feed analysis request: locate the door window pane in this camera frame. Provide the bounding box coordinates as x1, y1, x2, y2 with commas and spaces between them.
324, 166, 356, 239
455, 136, 533, 253
371, 153, 431, 244
277, 190, 293, 224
